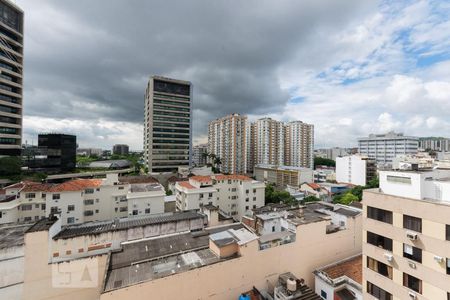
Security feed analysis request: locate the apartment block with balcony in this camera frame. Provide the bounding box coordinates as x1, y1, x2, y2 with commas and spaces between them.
0, 0, 23, 156
144, 76, 192, 173
336, 155, 376, 186
175, 174, 265, 221
208, 113, 247, 174
284, 121, 314, 169
362, 169, 450, 299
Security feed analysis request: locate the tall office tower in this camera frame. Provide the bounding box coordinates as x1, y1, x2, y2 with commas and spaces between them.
252, 117, 285, 166
358, 132, 418, 167
144, 76, 192, 173
0, 1, 23, 156
284, 121, 314, 169
363, 169, 450, 299
208, 113, 247, 174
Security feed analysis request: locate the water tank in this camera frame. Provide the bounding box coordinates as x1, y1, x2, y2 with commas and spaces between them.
286, 278, 297, 292
239, 294, 250, 300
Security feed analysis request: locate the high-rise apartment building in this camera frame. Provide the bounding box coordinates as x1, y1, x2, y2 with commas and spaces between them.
192, 143, 208, 167
362, 169, 450, 299
285, 121, 314, 169
252, 117, 285, 166
208, 113, 247, 174
144, 76, 192, 173
112, 144, 129, 156
419, 137, 450, 152
0, 0, 23, 156
336, 155, 376, 186
358, 132, 418, 167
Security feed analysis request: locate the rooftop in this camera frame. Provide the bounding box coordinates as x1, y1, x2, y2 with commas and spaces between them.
53, 211, 205, 240
0, 223, 32, 249
317, 254, 362, 285
129, 183, 164, 193
103, 223, 243, 292
119, 175, 159, 184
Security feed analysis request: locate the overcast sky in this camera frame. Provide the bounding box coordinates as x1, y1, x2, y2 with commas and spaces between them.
16, 0, 450, 150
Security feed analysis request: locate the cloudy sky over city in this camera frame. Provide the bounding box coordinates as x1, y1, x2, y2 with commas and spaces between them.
17, 0, 450, 150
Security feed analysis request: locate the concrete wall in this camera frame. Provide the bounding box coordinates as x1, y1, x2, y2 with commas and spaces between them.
0, 245, 24, 300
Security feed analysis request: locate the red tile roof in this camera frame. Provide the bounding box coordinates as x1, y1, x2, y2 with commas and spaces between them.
321, 255, 362, 284
214, 174, 252, 181
167, 176, 188, 183
178, 181, 196, 189
50, 179, 103, 192
307, 183, 321, 190
22, 182, 53, 192
190, 175, 212, 183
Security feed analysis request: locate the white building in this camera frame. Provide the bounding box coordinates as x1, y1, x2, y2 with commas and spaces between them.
127, 183, 165, 217
392, 152, 435, 170
175, 174, 265, 220
357, 132, 418, 167
192, 144, 208, 167
336, 155, 376, 186
0, 174, 165, 226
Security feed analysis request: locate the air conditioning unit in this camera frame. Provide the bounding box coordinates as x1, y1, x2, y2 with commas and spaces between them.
384, 253, 393, 262
408, 291, 417, 299
406, 232, 418, 240
434, 255, 444, 263
408, 261, 416, 269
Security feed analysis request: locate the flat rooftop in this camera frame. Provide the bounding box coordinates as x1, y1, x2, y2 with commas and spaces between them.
0, 223, 32, 250
317, 254, 362, 285
103, 223, 244, 292
54, 211, 205, 240
129, 183, 164, 193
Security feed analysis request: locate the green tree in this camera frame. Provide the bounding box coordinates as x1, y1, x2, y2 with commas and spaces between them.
335, 192, 358, 205
304, 195, 320, 203
0, 157, 21, 177
366, 176, 379, 189
265, 184, 296, 205
314, 157, 335, 168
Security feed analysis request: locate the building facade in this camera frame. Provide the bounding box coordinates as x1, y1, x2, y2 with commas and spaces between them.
285, 121, 314, 169
252, 117, 285, 166
208, 113, 247, 174
419, 137, 450, 152
336, 155, 376, 186
112, 144, 129, 156
192, 143, 208, 167
358, 132, 419, 167
0, 0, 23, 156
144, 76, 192, 173
362, 169, 450, 299
175, 174, 265, 220
254, 164, 314, 188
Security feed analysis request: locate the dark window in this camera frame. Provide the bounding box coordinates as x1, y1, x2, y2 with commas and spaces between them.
447, 258, 450, 275
367, 257, 393, 279
68, 205, 75, 211
84, 199, 94, 205
403, 244, 422, 263
41, 204, 46, 210
52, 194, 60, 200
25, 193, 35, 199
145, 208, 150, 214
320, 290, 327, 299
446, 225, 450, 241
67, 217, 75, 224
367, 231, 393, 251
84, 210, 93, 216
367, 206, 392, 224
132, 210, 138, 215
403, 273, 422, 293
84, 188, 94, 194
153, 79, 190, 96
403, 215, 422, 233
367, 282, 392, 300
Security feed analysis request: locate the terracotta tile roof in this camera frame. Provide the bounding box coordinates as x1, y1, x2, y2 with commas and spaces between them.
167, 176, 188, 183
307, 183, 321, 190
178, 181, 197, 190
0, 189, 5, 195
190, 175, 212, 183
118, 176, 159, 184
214, 174, 252, 181
321, 255, 362, 284
49, 179, 103, 192
5, 182, 26, 189
22, 182, 53, 192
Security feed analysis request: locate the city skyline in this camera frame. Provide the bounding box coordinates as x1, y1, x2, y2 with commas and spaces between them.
15, 0, 450, 150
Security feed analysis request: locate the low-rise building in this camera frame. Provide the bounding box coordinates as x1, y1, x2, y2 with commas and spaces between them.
314, 167, 336, 183
76, 148, 103, 157
336, 155, 376, 186
254, 164, 314, 188
87, 159, 131, 169
392, 152, 435, 170
300, 182, 329, 200
314, 254, 362, 300
0, 174, 165, 226
175, 174, 265, 221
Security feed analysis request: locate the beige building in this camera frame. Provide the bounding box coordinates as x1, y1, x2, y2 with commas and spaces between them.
175, 174, 265, 221
285, 121, 314, 169
208, 113, 248, 174
20, 201, 361, 300
254, 164, 314, 188
362, 169, 450, 299
0, 0, 23, 156
252, 117, 285, 166
144, 76, 192, 173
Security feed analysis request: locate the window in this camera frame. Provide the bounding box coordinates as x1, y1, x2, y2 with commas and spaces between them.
25, 193, 35, 198
246, 189, 249, 194
403, 215, 422, 233
35, 216, 39, 221
35, 204, 39, 208
367, 257, 393, 279
84, 210, 94, 216
253, 205, 256, 209
403, 273, 422, 293
118, 186, 124, 190
50, 207, 58, 214
95, 209, 99, 214
0, 212, 2, 218
253, 197, 256, 201
119, 207, 127, 212
145, 208, 150, 214
367, 282, 392, 300
253, 189, 256, 193
272, 226, 276, 232
245, 198, 249, 202
446, 225, 450, 241
21, 204, 32, 211
447, 258, 450, 275
367, 206, 392, 224
245, 206, 249, 210
84, 199, 94, 205
208, 193, 213, 198
41, 204, 46, 210
403, 244, 422, 263
67, 217, 75, 224
231, 188, 236, 192
53, 194, 60, 200
85, 188, 94, 194
24, 217, 32, 222
320, 290, 327, 299
199, 194, 204, 199
386, 175, 412, 184
68, 205, 75, 212
231, 196, 237, 200
367, 231, 392, 251
132, 210, 138, 215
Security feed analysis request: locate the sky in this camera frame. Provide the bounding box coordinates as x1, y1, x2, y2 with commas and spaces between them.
16, 0, 450, 150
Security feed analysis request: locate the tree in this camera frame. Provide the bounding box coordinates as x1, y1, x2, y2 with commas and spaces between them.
335, 192, 358, 205
265, 184, 296, 205
0, 157, 21, 177
304, 195, 320, 203
314, 157, 335, 168
366, 176, 379, 189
